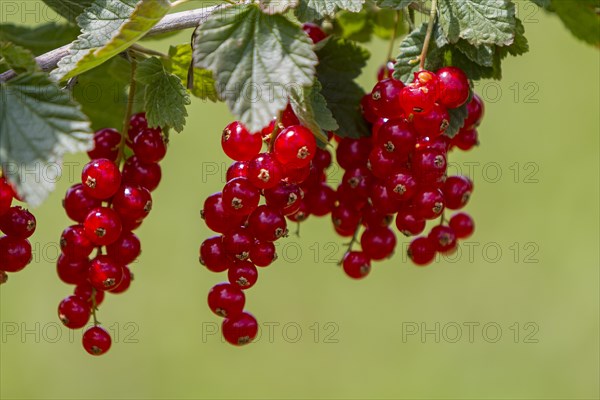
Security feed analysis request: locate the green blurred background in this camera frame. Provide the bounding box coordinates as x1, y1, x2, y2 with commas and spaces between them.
1, 2, 599, 399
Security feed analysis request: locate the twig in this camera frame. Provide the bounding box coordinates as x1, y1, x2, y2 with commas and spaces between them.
337, 219, 363, 266
419, 0, 438, 71
116, 54, 138, 165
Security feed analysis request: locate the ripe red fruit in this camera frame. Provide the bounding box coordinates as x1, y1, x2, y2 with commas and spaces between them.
342, 251, 371, 279
370, 181, 402, 214
221, 121, 262, 161
341, 166, 373, 200
452, 127, 478, 151
386, 171, 417, 201
0, 206, 36, 239
264, 183, 303, 215
74, 281, 105, 307
122, 156, 162, 191
222, 177, 261, 216
0, 236, 32, 272
370, 78, 405, 119
88, 255, 124, 291
412, 150, 447, 183
449, 212, 475, 239
248, 205, 287, 242
88, 128, 121, 161
226, 161, 249, 181
302, 22, 327, 44
110, 265, 132, 294
377, 60, 396, 81
207, 282, 245, 318
57, 254, 90, 285
464, 93, 485, 129
428, 225, 457, 253
312, 148, 332, 170
227, 259, 258, 290
361, 204, 393, 229
395, 210, 426, 236
222, 311, 258, 346
401, 72, 438, 116
368, 147, 402, 179
0, 178, 14, 217
332, 203, 361, 236
60, 225, 94, 260
132, 128, 167, 163
371, 117, 389, 143
412, 189, 445, 220
408, 237, 436, 266
284, 163, 311, 185
360, 227, 397, 260
84, 207, 122, 246
287, 201, 310, 222
274, 125, 317, 169
249, 241, 277, 267
128, 112, 149, 139
200, 236, 229, 272
281, 104, 300, 127
436, 67, 470, 109
222, 227, 254, 261
247, 153, 284, 190
415, 135, 450, 154
82, 326, 112, 356
376, 119, 416, 161
201, 192, 246, 233
58, 295, 90, 329
361, 94, 378, 123
336, 137, 372, 170
106, 231, 141, 265
112, 184, 152, 221
304, 183, 336, 216
63, 184, 101, 223
81, 159, 122, 200
412, 104, 450, 138
443, 176, 473, 209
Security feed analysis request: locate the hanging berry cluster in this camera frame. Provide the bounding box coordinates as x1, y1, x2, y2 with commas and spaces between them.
56, 113, 166, 356
0, 177, 36, 283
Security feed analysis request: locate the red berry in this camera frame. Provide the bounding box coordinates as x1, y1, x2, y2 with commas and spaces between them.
122, 156, 162, 191
376, 119, 416, 161
370, 181, 402, 214
360, 227, 396, 260
227, 259, 258, 290
412, 149, 447, 184
112, 184, 152, 221
247, 153, 284, 190
0, 206, 36, 239
336, 137, 372, 170
368, 147, 402, 179
110, 265, 132, 294
221, 121, 262, 161
342, 251, 371, 279
201, 192, 246, 233
274, 125, 317, 169
260, 119, 276, 141
361, 204, 393, 229
106, 231, 141, 265
283, 163, 311, 185
361, 94, 378, 124
452, 127, 478, 151
331, 203, 361, 236
60, 225, 94, 260
58, 296, 91, 329
412, 189, 445, 220
82, 326, 111, 356
415, 135, 450, 154
57, 254, 90, 285
200, 236, 229, 273
88, 128, 121, 161
74, 281, 105, 306
63, 184, 102, 223
302, 22, 327, 44
226, 161, 248, 181
395, 210, 426, 236
436, 67, 470, 109
222, 312, 258, 346
377, 60, 396, 81
249, 241, 277, 267
386, 171, 417, 201
313, 148, 332, 170
341, 166, 373, 201
88, 255, 124, 291
428, 225, 457, 253
408, 237, 436, 266
222, 178, 261, 216
304, 183, 336, 216
281, 104, 300, 127
412, 104, 450, 138
207, 282, 245, 318
222, 227, 254, 261
128, 112, 149, 139
81, 159, 121, 200
132, 128, 167, 163
287, 201, 310, 222
449, 212, 475, 239
84, 207, 122, 246
264, 183, 303, 216
443, 176, 473, 210
336, 182, 368, 211
370, 78, 405, 119
401, 72, 438, 116
0, 178, 14, 217
464, 93, 485, 129
248, 205, 287, 242
0, 236, 31, 272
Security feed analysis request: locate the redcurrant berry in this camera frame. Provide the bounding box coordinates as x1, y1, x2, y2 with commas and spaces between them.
88, 128, 121, 161
227, 259, 258, 290
201, 192, 246, 233
428, 225, 457, 253
368, 147, 402, 179
0, 178, 14, 217
341, 166, 374, 200
128, 112, 149, 140
82, 326, 111, 356
386, 171, 417, 201
57, 254, 90, 285
436, 67, 470, 109
221, 121, 262, 161
208, 282, 245, 318
302, 22, 327, 43
376, 119, 416, 161
342, 251, 371, 279
464, 93, 485, 129
84, 207, 122, 246
222, 311, 258, 346
360, 227, 396, 260
249, 240, 277, 267
132, 129, 167, 163
122, 156, 162, 192
60, 225, 94, 260
222, 227, 254, 261
412, 149, 447, 183
408, 237, 436, 266
412, 104, 450, 138
361, 204, 393, 229
451, 127, 478, 151
110, 265, 132, 294
200, 236, 229, 273
63, 184, 102, 223
0, 206, 36, 239
247, 153, 284, 190
449, 212, 475, 239
312, 148, 332, 170
274, 125, 317, 169
370, 181, 402, 214
264, 183, 303, 216
74, 281, 105, 307
88, 255, 124, 291
304, 183, 336, 216
331, 203, 361, 236
377, 60, 396, 81
412, 189, 445, 220
281, 104, 300, 127
226, 161, 249, 181
442, 176, 473, 210
370, 78, 405, 119
81, 159, 121, 200
284, 163, 311, 185
0, 236, 31, 272
395, 210, 426, 236
106, 231, 141, 265
336, 137, 372, 170
58, 295, 90, 329
112, 184, 152, 221
222, 178, 261, 216
248, 205, 287, 242
361, 94, 378, 123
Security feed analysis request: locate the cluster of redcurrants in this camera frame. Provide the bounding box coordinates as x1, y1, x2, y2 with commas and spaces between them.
200, 110, 329, 346
0, 177, 36, 283
56, 112, 165, 356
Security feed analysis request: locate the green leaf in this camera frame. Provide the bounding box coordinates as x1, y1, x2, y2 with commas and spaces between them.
0, 43, 92, 206
168, 44, 218, 102
372, 8, 407, 40
52, 0, 172, 81
375, 0, 414, 9
0, 41, 38, 73
448, 47, 501, 80
529, 0, 551, 8
551, 0, 600, 45
295, 0, 365, 22
42, 0, 95, 23
444, 101, 469, 138
498, 18, 529, 58
316, 38, 370, 138
437, 0, 516, 46
259, 0, 299, 14
135, 57, 191, 133
289, 80, 337, 144
335, 10, 372, 40
0, 23, 79, 56
393, 23, 444, 83
193, 4, 318, 132
456, 41, 495, 67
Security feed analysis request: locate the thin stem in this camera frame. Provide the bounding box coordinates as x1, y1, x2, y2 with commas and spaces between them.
130, 44, 167, 58
116, 54, 138, 165
91, 288, 99, 326
419, 0, 438, 71
337, 220, 363, 266
384, 11, 402, 76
